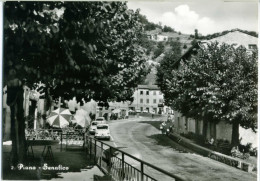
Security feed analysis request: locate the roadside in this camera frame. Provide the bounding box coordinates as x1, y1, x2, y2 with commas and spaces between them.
142, 117, 257, 174
108, 116, 256, 181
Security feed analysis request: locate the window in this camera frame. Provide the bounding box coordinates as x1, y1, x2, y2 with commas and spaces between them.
153, 99, 156, 103
146, 99, 149, 104
159, 99, 163, 103
159, 91, 162, 95
146, 91, 149, 95
140, 91, 143, 95
153, 91, 156, 95
248, 44, 257, 49
140, 107, 143, 112
97, 125, 108, 129
140, 98, 143, 103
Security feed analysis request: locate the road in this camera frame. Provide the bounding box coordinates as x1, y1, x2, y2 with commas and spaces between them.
105, 116, 256, 181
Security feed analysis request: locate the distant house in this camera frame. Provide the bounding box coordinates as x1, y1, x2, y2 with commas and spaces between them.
146, 28, 169, 42
147, 34, 168, 42
129, 85, 172, 114
172, 30, 258, 143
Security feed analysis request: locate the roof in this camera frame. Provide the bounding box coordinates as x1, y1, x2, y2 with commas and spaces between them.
175, 30, 258, 67
201, 31, 258, 48
137, 84, 160, 90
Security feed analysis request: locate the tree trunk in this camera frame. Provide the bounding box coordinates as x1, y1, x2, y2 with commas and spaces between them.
202, 119, 208, 138
28, 100, 37, 129
231, 121, 240, 146
7, 85, 26, 165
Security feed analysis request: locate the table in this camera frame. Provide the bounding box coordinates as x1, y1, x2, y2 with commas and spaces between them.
26, 140, 59, 160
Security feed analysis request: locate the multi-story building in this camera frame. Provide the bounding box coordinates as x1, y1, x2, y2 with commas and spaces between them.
129, 85, 171, 114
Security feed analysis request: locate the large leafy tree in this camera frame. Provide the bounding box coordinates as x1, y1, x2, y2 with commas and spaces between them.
162, 43, 257, 146
156, 40, 182, 105
4, 1, 148, 164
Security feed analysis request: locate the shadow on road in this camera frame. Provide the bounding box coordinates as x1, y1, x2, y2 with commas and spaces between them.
140, 121, 194, 154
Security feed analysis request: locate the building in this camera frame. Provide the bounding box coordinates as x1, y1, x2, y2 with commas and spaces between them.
129, 85, 171, 114
172, 30, 258, 143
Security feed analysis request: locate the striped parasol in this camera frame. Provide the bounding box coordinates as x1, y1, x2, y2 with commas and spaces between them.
47, 108, 72, 128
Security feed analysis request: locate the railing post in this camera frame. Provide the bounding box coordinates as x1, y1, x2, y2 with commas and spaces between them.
94, 139, 97, 163
122, 152, 125, 180
108, 147, 112, 174
60, 133, 63, 151
100, 142, 103, 166
89, 137, 92, 156
141, 162, 144, 181
83, 132, 85, 150
66, 133, 68, 150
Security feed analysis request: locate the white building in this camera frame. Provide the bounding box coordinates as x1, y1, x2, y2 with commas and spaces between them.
129, 85, 171, 114
147, 34, 168, 42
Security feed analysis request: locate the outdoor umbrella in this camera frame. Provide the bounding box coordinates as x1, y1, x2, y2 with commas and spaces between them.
73, 115, 86, 128
75, 108, 91, 127
47, 108, 72, 128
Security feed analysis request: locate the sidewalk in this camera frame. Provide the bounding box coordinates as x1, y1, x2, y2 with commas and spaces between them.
2, 143, 106, 180
167, 132, 257, 173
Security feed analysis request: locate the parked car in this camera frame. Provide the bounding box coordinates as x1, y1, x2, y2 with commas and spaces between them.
89, 121, 98, 135
96, 117, 106, 124
135, 109, 141, 113
143, 110, 148, 113
95, 124, 111, 140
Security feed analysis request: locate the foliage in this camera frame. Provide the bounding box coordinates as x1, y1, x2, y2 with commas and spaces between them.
162, 25, 175, 32
4, 1, 149, 104
137, 33, 155, 55
163, 43, 257, 132
195, 29, 198, 39
137, 13, 162, 31
153, 42, 165, 58
156, 40, 182, 106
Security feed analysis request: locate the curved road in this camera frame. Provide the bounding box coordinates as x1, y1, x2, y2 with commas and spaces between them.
106, 116, 256, 181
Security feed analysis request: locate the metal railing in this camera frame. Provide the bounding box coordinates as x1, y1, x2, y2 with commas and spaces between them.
85, 135, 186, 181
25, 129, 85, 151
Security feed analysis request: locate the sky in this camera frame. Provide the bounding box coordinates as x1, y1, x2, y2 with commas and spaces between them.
127, 0, 258, 35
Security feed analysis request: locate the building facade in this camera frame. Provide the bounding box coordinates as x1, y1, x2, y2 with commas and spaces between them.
129, 85, 171, 114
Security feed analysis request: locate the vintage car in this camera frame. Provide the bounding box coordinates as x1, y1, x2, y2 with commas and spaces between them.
94, 124, 111, 140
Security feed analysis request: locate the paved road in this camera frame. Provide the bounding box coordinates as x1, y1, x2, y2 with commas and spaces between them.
106, 116, 256, 181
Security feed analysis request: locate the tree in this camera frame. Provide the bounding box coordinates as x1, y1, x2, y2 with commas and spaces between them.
4, 1, 148, 164
161, 43, 257, 146
195, 29, 198, 39
156, 40, 182, 106
162, 25, 175, 32
153, 42, 165, 58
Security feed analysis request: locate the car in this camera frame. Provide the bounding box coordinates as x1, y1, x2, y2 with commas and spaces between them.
94, 124, 111, 140
143, 110, 148, 113
96, 117, 106, 124
135, 109, 141, 113
89, 121, 98, 135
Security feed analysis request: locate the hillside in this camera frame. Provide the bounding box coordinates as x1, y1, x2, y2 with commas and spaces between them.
141, 27, 258, 86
